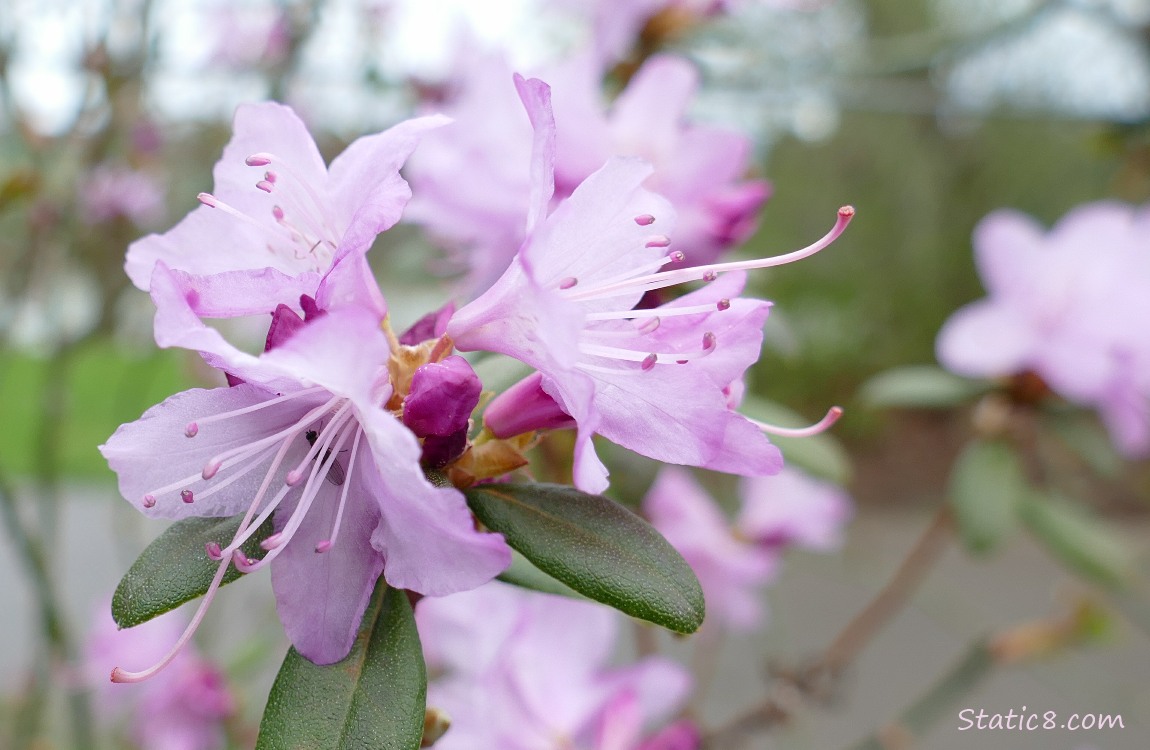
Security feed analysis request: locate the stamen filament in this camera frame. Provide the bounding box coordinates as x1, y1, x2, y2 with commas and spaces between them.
186, 387, 326, 436
320, 426, 364, 551
573, 207, 853, 301
751, 406, 843, 437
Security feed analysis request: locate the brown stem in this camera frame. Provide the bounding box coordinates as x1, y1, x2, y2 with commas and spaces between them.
701, 505, 954, 749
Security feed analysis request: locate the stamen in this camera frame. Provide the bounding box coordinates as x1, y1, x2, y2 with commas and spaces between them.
634, 214, 655, 226
181, 489, 194, 504
205, 542, 223, 560
717, 299, 731, 311
581, 341, 717, 365
668, 250, 685, 264
260, 532, 284, 550
245, 155, 272, 167
322, 428, 364, 551
257, 180, 274, 193
245, 152, 340, 242
185, 422, 199, 437
641, 354, 657, 371
111, 556, 232, 683
584, 302, 724, 321
142, 494, 156, 509
573, 207, 854, 301
285, 402, 353, 485
559, 276, 578, 290
751, 406, 843, 438
645, 235, 671, 248
314, 540, 332, 554
265, 171, 277, 183
562, 253, 679, 299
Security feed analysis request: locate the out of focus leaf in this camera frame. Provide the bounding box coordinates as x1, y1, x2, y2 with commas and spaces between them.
739, 395, 852, 484
1020, 493, 1133, 588
948, 440, 1025, 554
859, 365, 987, 409
1046, 412, 1122, 478
256, 584, 425, 750
465, 483, 704, 633
112, 513, 274, 628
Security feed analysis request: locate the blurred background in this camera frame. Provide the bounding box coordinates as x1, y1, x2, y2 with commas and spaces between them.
1, 0, 1149, 748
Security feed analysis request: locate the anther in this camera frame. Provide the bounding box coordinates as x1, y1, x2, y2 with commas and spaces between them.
285, 469, 305, 486
264, 171, 277, 183
142, 494, 156, 509
181, 489, 195, 504
638, 317, 661, 334
272, 206, 285, 221
559, 276, 578, 290
197, 193, 218, 208
184, 422, 199, 438
645, 235, 671, 248
202, 459, 222, 480
641, 353, 658, 371
702, 332, 717, 351
668, 251, 685, 264
245, 154, 272, 167
634, 214, 655, 226
315, 540, 333, 554
676, 359, 688, 365
256, 180, 274, 193
703, 270, 717, 282
717, 299, 731, 311
205, 542, 223, 560
260, 532, 284, 551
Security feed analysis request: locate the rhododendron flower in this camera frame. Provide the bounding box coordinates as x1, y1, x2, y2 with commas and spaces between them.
643, 467, 776, 630
416, 582, 694, 750
644, 466, 852, 631
448, 76, 850, 491
100, 260, 510, 677
936, 202, 1150, 457
85, 604, 234, 750
78, 165, 167, 227
126, 101, 445, 317
407, 53, 768, 291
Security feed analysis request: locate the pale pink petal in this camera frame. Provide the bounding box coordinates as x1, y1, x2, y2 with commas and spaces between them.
270, 473, 385, 665
935, 300, 1036, 378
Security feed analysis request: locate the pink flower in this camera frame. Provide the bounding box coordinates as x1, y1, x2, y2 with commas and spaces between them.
406, 53, 769, 291
448, 76, 850, 492
78, 165, 167, 227
126, 102, 445, 318
85, 604, 234, 750
644, 466, 852, 632
100, 258, 509, 677
416, 582, 694, 750
936, 202, 1150, 457
643, 467, 776, 631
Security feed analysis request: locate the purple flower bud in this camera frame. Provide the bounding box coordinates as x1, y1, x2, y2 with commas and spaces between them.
399, 302, 455, 346
403, 355, 482, 438
483, 372, 575, 439
420, 430, 469, 469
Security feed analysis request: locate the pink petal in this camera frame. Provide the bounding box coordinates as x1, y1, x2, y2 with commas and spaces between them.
935, 300, 1035, 378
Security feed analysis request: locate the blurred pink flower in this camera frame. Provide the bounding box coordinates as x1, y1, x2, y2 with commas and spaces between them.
936, 202, 1150, 457
644, 465, 852, 631
406, 53, 768, 292
78, 165, 166, 227
416, 582, 694, 750
85, 604, 233, 750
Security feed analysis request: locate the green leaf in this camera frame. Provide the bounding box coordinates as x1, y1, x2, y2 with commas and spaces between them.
859, 365, 987, 409
465, 483, 705, 633
256, 584, 426, 750
112, 513, 274, 628
739, 395, 852, 484
498, 548, 585, 600
1046, 412, 1123, 478
947, 440, 1025, 554
1020, 493, 1133, 588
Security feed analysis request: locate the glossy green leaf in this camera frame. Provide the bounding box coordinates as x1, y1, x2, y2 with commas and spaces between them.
859, 365, 987, 409
112, 513, 274, 628
947, 440, 1025, 554
1046, 412, 1123, 478
498, 548, 585, 600
256, 584, 426, 750
465, 483, 705, 633
1020, 493, 1133, 588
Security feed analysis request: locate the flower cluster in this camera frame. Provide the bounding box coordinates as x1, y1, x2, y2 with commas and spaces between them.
936, 202, 1150, 457
99, 66, 850, 686
417, 582, 698, 750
